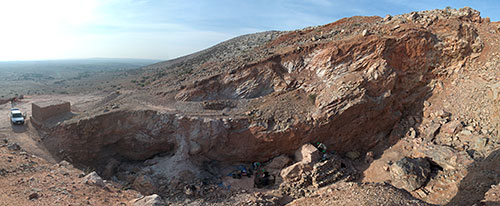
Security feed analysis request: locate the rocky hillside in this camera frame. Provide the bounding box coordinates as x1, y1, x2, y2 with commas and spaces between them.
24, 7, 500, 205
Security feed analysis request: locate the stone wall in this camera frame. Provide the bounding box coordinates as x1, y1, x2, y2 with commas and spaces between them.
32, 100, 71, 123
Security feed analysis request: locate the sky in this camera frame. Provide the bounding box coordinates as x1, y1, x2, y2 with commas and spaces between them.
0, 0, 499, 61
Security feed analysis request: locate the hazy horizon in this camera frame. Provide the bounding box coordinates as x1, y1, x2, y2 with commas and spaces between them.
1, 0, 499, 62
0, 57, 161, 63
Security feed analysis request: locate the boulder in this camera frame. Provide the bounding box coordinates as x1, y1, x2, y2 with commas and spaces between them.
133, 175, 157, 195
365, 151, 375, 164
28, 192, 39, 200
424, 123, 441, 140
390, 157, 430, 191
441, 120, 462, 135
384, 15, 392, 21
294, 144, 321, 164
82, 171, 105, 187
133, 194, 165, 206
280, 162, 312, 181
418, 145, 473, 170
266, 155, 292, 170
362, 29, 370, 36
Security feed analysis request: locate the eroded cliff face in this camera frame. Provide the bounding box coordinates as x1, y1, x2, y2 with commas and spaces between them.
173, 7, 483, 158
39, 7, 499, 205
47, 7, 483, 168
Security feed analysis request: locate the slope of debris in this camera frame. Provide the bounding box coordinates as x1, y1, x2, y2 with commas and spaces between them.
0, 137, 140, 206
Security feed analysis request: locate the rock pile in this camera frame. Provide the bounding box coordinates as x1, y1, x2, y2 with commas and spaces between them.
279, 144, 356, 198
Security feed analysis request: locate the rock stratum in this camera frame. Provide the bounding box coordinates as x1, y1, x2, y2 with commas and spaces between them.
29, 7, 499, 205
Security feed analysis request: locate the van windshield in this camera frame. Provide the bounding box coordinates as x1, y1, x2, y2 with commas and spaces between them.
12, 113, 23, 118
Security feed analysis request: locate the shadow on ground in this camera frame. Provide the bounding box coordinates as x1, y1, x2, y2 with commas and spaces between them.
11, 124, 27, 133
446, 148, 500, 205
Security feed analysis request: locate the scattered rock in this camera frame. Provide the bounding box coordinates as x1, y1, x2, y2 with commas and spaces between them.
184, 185, 197, 196
28, 192, 39, 200
7, 143, 21, 151
390, 157, 430, 191
423, 101, 431, 107
133, 194, 165, 206
82, 171, 105, 187
408, 127, 417, 138
409, 12, 420, 21
362, 29, 370, 36
483, 183, 500, 205
365, 151, 375, 164
0, 168, 7, 176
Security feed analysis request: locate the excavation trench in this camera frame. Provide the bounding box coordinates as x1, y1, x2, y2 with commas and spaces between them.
39, 18, 483, 196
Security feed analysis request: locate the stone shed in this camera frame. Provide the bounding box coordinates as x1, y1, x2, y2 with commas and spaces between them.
32, 100, 71, 124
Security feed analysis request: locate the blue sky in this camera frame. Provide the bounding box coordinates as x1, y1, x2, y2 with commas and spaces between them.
0, 0, 498, 61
